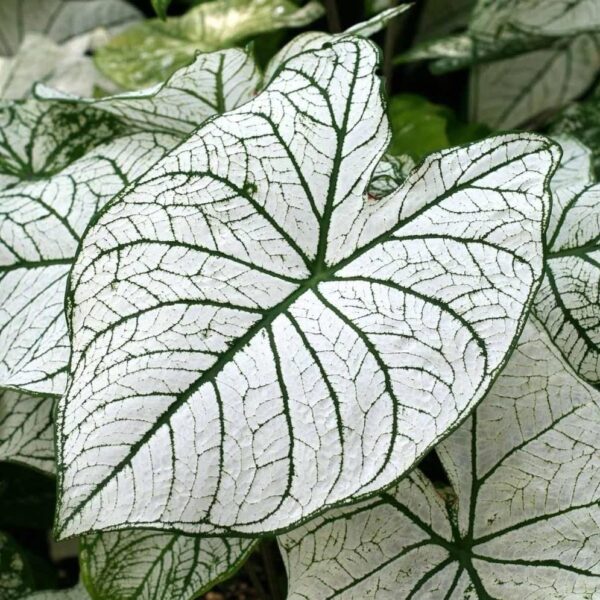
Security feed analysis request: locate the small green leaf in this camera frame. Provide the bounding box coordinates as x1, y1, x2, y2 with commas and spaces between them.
151, 0, 172, 20
95, 0, 325, 89
388, 94, 488, 160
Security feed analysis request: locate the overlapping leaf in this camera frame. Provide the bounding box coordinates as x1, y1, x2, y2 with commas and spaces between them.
37, 48, 260, 135
94, 0, 324, 89
470, 34, 600, 129
0, 390, 54, 473
0, 33, 115, 100
0, 0, 141, 56
533, 136, 600, 384
280, 318, 600, 598
56, 37, 557, 539
0, 101, 178, 395
80, 530, 254, 600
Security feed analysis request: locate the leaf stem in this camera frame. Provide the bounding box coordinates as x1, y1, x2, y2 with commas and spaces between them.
324, 0, 342, 33
243, 553, 269, 599
383, 0, 401, 93
261, 538, 285, 600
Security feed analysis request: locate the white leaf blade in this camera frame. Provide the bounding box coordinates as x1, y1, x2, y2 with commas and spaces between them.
80, 530, 255, 600
281, 318, 600, 598
0, 390, 54, 474
0, 0, 141, 56
56, 38, 557, 539
470, 34, 600, 129
35, 48, 260, 135
533, 136, 600, 384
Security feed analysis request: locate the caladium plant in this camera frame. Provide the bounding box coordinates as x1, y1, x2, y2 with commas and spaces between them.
1, 1, 600, 599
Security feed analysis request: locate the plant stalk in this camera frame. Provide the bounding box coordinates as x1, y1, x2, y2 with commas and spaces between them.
261, 539, 285, 600
324, 0, 342, 33
383, 0, 401, 93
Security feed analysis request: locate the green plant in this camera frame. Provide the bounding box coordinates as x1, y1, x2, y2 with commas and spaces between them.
0, 1, 599, 599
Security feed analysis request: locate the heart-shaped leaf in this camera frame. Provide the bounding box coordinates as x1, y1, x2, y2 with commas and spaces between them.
80, 530, 255, 600
280, 317, 600, 598
0, 0, 141, 56
56, 37, 557, 539
534, 135, 600, 384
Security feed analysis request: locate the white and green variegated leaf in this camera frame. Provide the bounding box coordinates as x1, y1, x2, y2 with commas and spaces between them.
469, 34, 600, 129
471, 0, 600, 40
56, 37, 557, 539
533, 136, 600, 384
0, 532, 33, 599
36, 48, 260, 135
0, 101, 178, 395
280, 318, 600, 599
0, 0, 141, 56
94, 0, 324, 90
0, 33, 115, 100
0, 390, 54, 473
80, 530, 255, 600
24, 583, 90, 600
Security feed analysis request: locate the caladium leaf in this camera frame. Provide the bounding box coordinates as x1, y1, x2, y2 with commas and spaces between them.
80, 530, 255, 600
56, 37, 557, 539
0, 101, 179, 395
551, 89, 600, 178
533, 136, 600, 384
470, 34, 600, 129
0, 0, 141, 56
0, 34, 115, 100
280, 318, 600, 599
94, 0, 325, 89
415, 0, 474, 43
0, 390, 54, 473
36, 48, 261, 136
0, 532, 33, 599
471, 0, 600, 40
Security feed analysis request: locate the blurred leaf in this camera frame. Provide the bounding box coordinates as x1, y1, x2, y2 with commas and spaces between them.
388, 94, 489, 160
95, 0, 325, 89
151, 0, 172, 19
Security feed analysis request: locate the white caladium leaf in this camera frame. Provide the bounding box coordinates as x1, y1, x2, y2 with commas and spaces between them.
0, 34, 115, 100
280, 318, 600, 599
0, 101, 178, 395
367, 154, 415, 199
56, 37, 558, 539
0, 0, 141, 56
95, 0, 324, 90
470, 34, 600, 129
36, 48, 261, 136
80, 530, 255, 600
0, 390, 54, 474
533, 136, 600, 384
415, 0, 474, 42
472, 0, 600, 40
